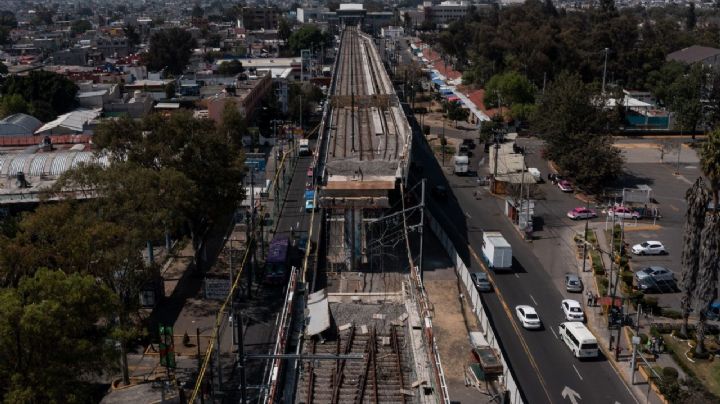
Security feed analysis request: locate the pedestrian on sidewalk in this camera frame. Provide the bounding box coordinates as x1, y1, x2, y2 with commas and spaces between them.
587, 290, 592, 306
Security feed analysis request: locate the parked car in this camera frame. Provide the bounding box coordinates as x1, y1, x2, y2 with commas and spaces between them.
636, 275, 675, 293
565, 274, 584, 293
515, 305, 542, 329
471, 272, 492, 292
462, 138, 476, 149
549, 173, 564, 184
567, 207, 597, 220
607, 206, 641, 220
561, 299, 585, 322
557, 180, 573, 192
635, 266, 675, 284
632, 241, 667, 255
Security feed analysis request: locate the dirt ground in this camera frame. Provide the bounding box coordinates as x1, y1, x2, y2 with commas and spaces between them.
424, 278, 480, 382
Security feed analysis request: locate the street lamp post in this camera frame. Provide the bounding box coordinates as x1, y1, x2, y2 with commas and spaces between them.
602, 47, 609, 94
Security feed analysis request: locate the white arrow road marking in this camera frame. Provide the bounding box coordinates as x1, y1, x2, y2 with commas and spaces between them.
572, 364, 583, 381
562, 386, 581, 404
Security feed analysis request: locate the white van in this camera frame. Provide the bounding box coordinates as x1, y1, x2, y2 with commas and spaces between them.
558, 322, 598, 359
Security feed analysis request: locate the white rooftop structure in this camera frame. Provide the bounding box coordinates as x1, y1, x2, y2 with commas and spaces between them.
35, 108, 101, 134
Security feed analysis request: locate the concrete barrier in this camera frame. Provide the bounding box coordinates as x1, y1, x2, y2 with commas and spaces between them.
426, 211, 524, 404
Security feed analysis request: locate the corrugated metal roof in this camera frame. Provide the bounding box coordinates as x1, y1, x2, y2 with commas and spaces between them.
0, 113, 43, 136
35, 108, 101, 134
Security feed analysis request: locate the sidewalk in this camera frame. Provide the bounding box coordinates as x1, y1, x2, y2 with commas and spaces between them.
575, 223, 666, 404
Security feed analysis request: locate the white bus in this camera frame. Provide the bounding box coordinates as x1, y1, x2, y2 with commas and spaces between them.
558, 322, 598, 359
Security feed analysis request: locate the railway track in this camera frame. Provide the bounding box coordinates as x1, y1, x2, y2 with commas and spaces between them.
329, 27, 401, 162
296, 325, 412, 404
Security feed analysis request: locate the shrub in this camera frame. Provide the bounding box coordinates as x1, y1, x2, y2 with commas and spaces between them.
662, 366, 679, 382
661, 309, 682, 319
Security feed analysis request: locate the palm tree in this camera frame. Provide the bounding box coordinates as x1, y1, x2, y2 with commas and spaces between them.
699, 129, 720, 208
694, 213, 720, 355
693, 128, 720, 354
679, 178, 710, 337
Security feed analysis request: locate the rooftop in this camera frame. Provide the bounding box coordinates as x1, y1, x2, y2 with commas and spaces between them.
667, 45, 720, 64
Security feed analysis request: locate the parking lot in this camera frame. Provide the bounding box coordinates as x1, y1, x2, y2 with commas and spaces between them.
516, 137, 702, 311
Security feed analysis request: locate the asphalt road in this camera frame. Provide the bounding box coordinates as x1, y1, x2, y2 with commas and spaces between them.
407, 121, 637, 404
233, 151, 314, 401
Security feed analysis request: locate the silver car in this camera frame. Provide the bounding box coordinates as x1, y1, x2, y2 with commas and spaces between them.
565, 274, 583, 293
635, 266, 674, 283
471, 272, 492, 292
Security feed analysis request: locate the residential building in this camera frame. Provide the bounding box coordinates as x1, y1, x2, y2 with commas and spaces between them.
207, 71, 273, 123
241, 7, 280, 30
667, 45, 720, 69
424, 1, 472, 25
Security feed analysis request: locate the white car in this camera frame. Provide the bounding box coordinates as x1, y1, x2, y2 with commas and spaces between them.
561, 299, 585, 322
515, 305, 542, 329
632, 241, 667, 255
607, 206, 641, 220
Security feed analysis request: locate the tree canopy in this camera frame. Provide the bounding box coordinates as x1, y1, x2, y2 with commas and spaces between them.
443, 0, 717, 91
1, 71, 78, 121
0, 269, 118, 403
217, 60, 245, 76
288, 24, 331, 54
70, 19, 92, 36
145, 28, 197, 75
532, 72, 623, 192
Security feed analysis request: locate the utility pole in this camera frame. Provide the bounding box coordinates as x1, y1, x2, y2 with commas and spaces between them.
602, 47, 609, 95
249, 168, 256, 298
238, 312, 247, 404
229, 239, 236, 347
581, 199, 590, 273
419, 179, 425, 281
608, 198, 617, 296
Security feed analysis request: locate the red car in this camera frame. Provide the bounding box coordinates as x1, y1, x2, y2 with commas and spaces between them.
567, 207, 597, 220
557, 180, 573, 192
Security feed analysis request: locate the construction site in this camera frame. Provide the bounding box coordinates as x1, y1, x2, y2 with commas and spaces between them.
279, 24, 448, 404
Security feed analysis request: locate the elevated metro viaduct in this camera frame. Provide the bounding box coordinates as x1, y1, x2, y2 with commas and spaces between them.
316, 26, 413, 273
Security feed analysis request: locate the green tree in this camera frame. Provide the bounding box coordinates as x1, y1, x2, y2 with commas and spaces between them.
669, 66, 705, 135
686, 2, 697, 31
679, 178, 710, 337
70, 19, 92, 36
444, 100, 469, 128
532, 72, 623, 191
699, 129, 720, 208
288, 24, 330, 54
0, 94, 30, 118
145, 28, 198, 75
0, 269, 118, 402
165, 82, 176, 99
1, 71, 78, 121
278, 17, 292, 42
0, 10, 17, 28
217, 60, 245, 76
484, 71, 536, 108
92, 113, 245, 242
124, 25, 141, 48
192, 3, 204, 18
218, 100, 248, 150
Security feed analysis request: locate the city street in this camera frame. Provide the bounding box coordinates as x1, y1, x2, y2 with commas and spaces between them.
407, 119, 637, 403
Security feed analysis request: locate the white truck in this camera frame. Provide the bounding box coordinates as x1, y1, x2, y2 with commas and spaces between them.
528, 167, 542, 183
298, 139, 310, 156
453, 155, 469, 176
481, 231, 512, 270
